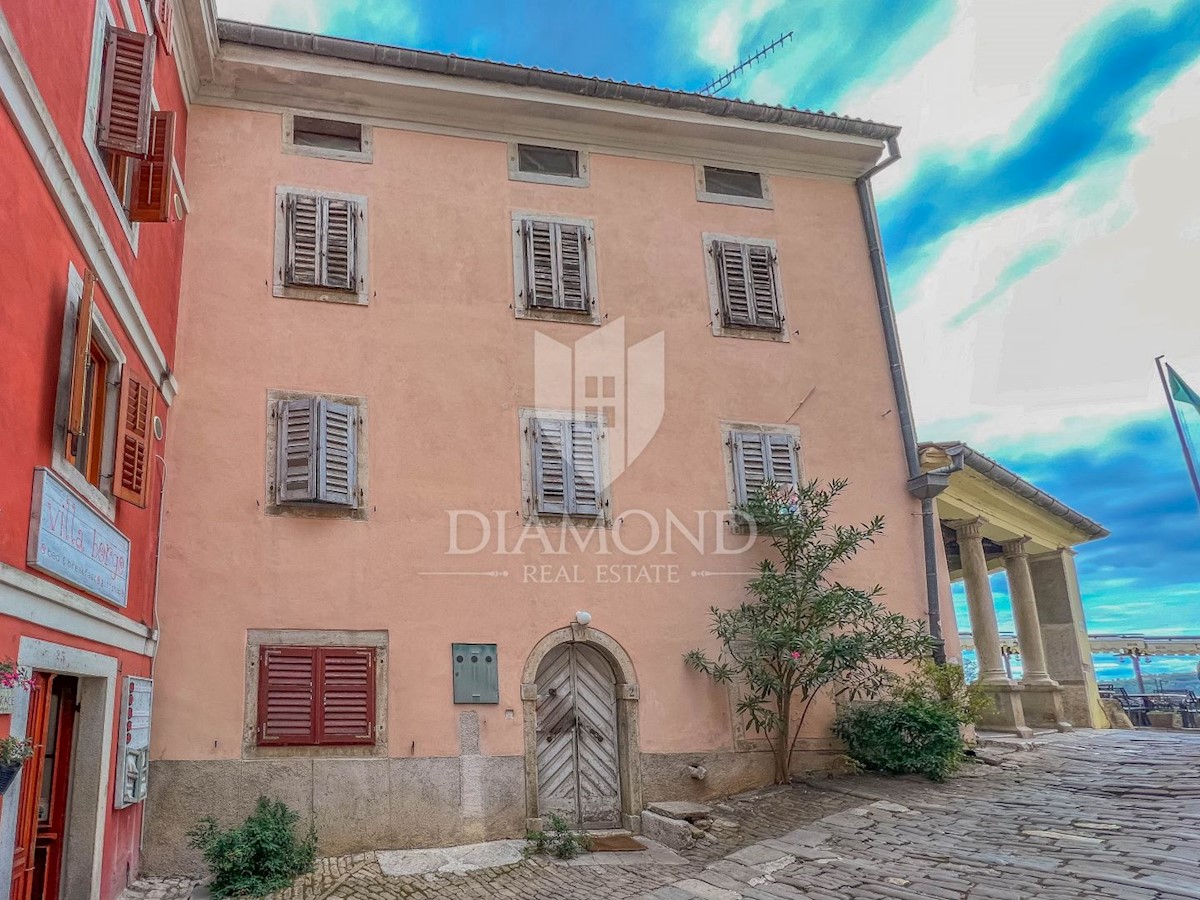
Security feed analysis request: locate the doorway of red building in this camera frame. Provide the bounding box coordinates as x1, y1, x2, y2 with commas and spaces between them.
10, 673, 79, 900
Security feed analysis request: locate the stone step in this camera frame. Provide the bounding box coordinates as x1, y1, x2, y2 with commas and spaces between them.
645, 801, 714, 822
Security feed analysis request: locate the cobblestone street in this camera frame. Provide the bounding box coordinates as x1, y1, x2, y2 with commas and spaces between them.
125, 731, 1200, 900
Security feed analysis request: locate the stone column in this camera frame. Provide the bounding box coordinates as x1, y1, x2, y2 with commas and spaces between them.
1001, 538, 1055, 686
1030, 549, 1108, 729
952, 518, 1010, 686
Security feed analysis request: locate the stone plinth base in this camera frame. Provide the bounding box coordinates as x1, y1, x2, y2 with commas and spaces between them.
1020, 683, 1072, 732
977, 684, 1034, 737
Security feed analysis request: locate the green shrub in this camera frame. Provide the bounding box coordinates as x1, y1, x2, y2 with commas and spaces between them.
523, 813, 593, 860
895, 661, 990, 726
833, 700, 965, 782
187, 797, 317, 897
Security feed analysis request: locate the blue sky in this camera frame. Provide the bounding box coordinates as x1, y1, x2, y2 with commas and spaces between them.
220, 0, 1200, 635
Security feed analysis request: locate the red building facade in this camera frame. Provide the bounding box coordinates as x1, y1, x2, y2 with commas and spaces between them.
0, 1, 187, 898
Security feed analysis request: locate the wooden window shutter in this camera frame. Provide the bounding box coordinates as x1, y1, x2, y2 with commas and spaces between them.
532, 418, 568, 515
258, 647, 317, 745
129, 111, 174, 223
321, 198, 358, 291
715, 241, 753, 327
113, 369, 155, 507
766, 433, 798, 485
523, 220, 557, 309
97, 26, 156, 157
315, 399, 358, 507
154, 0, 175, 55
275, 398, 318, 503
746, 245, 780, 329
557, 224, 589, 311
317, 648, 375, 744
65, 273, 96, 462
732, 431, 768, 505
568, 420, 602, 516
285, 194, 321, 287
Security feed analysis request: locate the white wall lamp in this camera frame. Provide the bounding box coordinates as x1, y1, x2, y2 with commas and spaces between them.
575, 611, 592, 626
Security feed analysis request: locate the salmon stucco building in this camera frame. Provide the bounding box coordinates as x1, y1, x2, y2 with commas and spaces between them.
131, 4, 969, 872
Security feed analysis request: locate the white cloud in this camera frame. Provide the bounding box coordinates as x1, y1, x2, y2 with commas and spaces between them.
215, 0, 325, 30
685, 0, 784, 71
847, 0, 1148, 199
897, 56, 1200, 447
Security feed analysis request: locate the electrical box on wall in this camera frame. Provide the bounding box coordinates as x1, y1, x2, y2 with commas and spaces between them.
452, 644, 499, 704
114, 676, 152, 809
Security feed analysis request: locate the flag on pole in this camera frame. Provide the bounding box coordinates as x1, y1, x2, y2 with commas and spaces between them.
1158, 359, 1200, 511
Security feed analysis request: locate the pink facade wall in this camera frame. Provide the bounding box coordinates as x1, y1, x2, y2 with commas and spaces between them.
154, 104, 928, 766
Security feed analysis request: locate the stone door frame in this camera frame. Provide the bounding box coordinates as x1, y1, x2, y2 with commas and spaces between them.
522, 624, 642, 832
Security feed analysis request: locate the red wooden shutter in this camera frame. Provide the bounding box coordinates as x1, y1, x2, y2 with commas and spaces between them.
258, 647, 317, 746
317, 648, 375, 745
113, 368, 155, 507
130, 111, 174, 223
154, 0, 174, 55
65, 273, 96, 463
97, 26, 156, 157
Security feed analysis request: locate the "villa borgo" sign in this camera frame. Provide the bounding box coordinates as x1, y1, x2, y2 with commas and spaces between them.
27, 467, 130, 607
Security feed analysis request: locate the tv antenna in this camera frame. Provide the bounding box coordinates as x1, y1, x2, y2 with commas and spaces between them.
700, 31, 794, 95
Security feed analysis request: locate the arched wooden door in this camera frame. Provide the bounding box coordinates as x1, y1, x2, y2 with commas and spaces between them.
535, 643, 620, 828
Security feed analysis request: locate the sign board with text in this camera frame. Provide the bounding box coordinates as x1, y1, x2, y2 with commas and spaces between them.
27, 467, 130, 607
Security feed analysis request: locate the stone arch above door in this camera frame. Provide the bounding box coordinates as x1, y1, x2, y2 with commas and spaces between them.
521, 624, 642, 832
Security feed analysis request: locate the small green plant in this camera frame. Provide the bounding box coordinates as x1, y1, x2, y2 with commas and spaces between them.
833, 700, 965, 782
0, 736, 36, 767
895, 661, 990, 726
523, 813, 593, 860
187, 797, 317, 898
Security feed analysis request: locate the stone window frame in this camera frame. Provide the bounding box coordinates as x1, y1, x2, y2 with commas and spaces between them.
272, 185, 370, 306
719, 420, 804, 528
702, 232, 790, 343
694, 163, 774, 210
507, 142, 591, 188
243, 629, 389, 759
51, 264, 127, 521
510, 211, 602, 326
518, 406, 614, 528
264, 389, 369, 521
282, 112, 375, 165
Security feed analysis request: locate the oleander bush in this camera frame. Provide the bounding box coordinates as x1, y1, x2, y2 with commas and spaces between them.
188, 797, 317, 898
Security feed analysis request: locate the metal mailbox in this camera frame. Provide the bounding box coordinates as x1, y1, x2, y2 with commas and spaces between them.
452, 643, 499, 704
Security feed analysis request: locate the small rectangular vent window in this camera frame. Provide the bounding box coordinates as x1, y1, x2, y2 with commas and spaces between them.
517, 144, 579, 178
292, 116, 363, 153
704, 166, 764, 199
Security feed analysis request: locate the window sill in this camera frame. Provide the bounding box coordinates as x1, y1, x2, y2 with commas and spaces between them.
515, 305, 601, 326
51, 451, 117, 521
710, 321, 790, 343
273, 283, 369, 306
266, 500, 368, 521
523, 512, 612, 529
244, 742, 385, 760
696, 190, 774, 210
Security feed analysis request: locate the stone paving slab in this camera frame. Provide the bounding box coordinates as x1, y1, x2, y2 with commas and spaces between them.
119, 731, 1200, 900
377, 840, 527, 876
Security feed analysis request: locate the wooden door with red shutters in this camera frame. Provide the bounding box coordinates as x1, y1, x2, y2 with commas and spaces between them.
10, 674, 51, 900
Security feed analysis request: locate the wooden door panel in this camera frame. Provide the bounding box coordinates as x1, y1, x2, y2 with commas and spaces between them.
11, 673, 52, 900
572, 645, 620, 828
535, 646, 577, 822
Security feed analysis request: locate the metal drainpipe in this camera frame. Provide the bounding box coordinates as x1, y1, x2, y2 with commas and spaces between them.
855, 138, 949, 663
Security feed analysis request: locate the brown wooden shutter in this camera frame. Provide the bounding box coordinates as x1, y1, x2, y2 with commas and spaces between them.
315, 399, 357, 506
154, 0, 174, 55
321, 198, 358, 291
97, 27, 156, 157
113, 368, 155, 507
276, 398, 317, 503
65, 272, 96, 463
317, 648, 375, 744
284, 194, 320, 287
258, 647, 317, 746
715, 241, 753, 327
129, 111, 174, 223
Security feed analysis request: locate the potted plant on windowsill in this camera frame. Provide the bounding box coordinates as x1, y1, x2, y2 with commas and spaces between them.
0, 736, 35, 796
